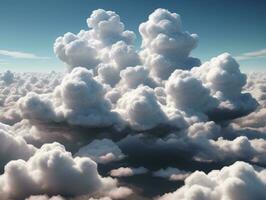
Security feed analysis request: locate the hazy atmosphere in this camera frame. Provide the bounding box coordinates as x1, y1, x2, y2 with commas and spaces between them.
0, 0, 266, 200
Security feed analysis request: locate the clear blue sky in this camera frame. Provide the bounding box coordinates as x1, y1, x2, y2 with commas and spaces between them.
0, 0, 265, 72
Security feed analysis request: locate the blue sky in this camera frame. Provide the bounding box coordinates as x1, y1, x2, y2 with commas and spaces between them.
0, 0, 265, 72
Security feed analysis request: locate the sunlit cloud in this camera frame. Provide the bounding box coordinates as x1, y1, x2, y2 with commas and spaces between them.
235, 48, 266, 61
0, 49, 50, 59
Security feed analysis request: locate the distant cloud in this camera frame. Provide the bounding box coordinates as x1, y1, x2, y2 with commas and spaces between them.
235, 48, 266, 61
0, 49, 49, 59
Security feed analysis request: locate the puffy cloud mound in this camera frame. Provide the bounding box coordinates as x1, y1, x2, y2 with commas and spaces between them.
1, 70, 14, 85
245, 72, 266, 106
54, 9, 136, 72
0, 142, 116, 200
115, 85, 167, 130
165, 70, 218, 113
192, 53, 257, 117
76, 139, 125, 164
0, 123, 36, 168
0, 71, 62, 124
232, 107, 266, 133
18, 67, 121, 127
139, 8, 200, 80
158, 161, 266, 200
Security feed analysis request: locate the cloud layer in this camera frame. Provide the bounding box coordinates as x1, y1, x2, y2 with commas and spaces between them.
0, 8, 265, 200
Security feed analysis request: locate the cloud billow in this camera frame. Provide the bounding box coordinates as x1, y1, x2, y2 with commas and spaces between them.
0, 7, 265, 200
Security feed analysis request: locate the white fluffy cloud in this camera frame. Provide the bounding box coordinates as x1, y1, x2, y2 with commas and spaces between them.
165, 70, 218, 113
18, 67, 121, 128
1, 8, 265, 200
158, 161, 266, 200
192, 53, 257, 115
54, 9, 136, 72
115, 85, 168, 130
139, 8, 200, 80
0, 142, 116, 200
0, 123, 36, 167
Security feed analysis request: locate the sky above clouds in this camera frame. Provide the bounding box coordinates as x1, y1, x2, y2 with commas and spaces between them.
0, 0, 265, 72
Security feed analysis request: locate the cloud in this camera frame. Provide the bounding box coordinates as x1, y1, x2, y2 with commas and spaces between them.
107, 187, 133, 199
27, 187, 133, 200
0, 49, 49, 59
235, 49, 266, 61
18, 67, 121, 128
115, 85, 168, 130
26, 195, 64, 200
110, 167, 148, 177
165, 69, 218, 113
1, 8, 266, 200
158, 161, 266, 200
139, 8, 200, 80
0, 142, 117, 200
153, 167, 191, 181
76, 139, 125, 164
54, 9, 136, 71
1, 70, 14, 85
0, 123, 36, 168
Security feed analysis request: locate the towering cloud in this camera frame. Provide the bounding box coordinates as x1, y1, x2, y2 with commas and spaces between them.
139, 8, 200, 80
54, 9, 137, 72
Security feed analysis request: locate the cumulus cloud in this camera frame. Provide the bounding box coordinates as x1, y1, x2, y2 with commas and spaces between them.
0, 71, 62, 124
1, 70, 14, 85
54, 9, 136, 72
115, 85, 168, 130
0, 123, 36, 168
0, 142, 116, 200
158, 161, 266, 200
139, 8, 200, 80
18, 67, 121, 128
76, 139, 125, 164
11, 9, 257, 133
1, 7, 265, 200
193, 53, 257, 113
165, 70, 218, 113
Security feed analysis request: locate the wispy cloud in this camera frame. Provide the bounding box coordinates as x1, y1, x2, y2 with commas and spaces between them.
235, 49, 266, 61
0, 49, 50, 59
